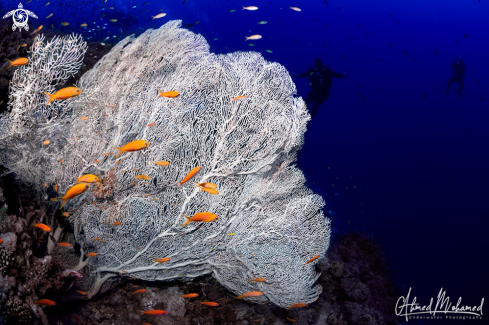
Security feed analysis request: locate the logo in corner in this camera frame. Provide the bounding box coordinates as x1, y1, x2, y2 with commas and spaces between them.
2, 3, 38, 32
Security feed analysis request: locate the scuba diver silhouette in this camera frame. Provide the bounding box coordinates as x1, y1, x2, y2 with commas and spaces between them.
292, 58, 346, 119
445, 56, 466, 97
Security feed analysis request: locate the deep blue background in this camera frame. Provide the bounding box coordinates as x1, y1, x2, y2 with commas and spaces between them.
1, 0, 487, 322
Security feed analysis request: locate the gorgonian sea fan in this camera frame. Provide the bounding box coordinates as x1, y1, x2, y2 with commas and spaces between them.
1, 20, 331, 309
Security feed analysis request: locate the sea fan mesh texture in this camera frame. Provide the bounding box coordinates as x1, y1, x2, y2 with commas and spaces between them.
0, 21, 331, 308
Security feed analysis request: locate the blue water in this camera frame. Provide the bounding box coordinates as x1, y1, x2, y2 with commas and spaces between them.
1, 0, 488, 322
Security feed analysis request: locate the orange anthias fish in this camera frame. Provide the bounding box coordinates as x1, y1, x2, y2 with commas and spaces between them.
250, 278, 266, 282
85, 252, 98, 257
157, 90, 180, 98
140, 310, 168, 315
200, 187, 219, 195
235, 291, 263, 299
75, 290, 87, 295
35, 299, 56, 306
34, 223, 52, 232
288, 303, 307, 309
231, 95, 247, 101
44, 87, 81, 105
155, 161, 170, 166
62, 212, 70, 217
181, 212, 218, 226
135, 175, 150, 180
181, 293, 199, 298
42, 140, 50, 146
57, 242, 73, 248
8, 58, 29, 67
55, 183, 89, 209
75, 174, 100, 184
147, 122, 156, 127
201, 302, 219, 307
194, 182, 218, 189
93, 238, 101, 241
178, 166, 202, 187
113, 139, 149, 158
153, 257, 170, 263
31, 25, 43, 34
286, 318, 297, 322
0, 238, 4, 244
133, 289, 146, 294
305, 255, 320, 265
113, 221, 121, 226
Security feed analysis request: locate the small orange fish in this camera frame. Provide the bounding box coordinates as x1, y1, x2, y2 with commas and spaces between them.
94, 160, 100, 163
133, 289, 146, 294
181, 212, 218, 226
157, 90, 180, 98
75, 174, 100, 184
35, 299, 56, 306
250, 278, 266, 282
155, 161, 170, 166
43, 183, 48, 187
0, 239, 4, 244
75, 290, 87, 295
135, 175, 150, 180
34, 223, 52, 232
231, 95, 247, 101
54, 181, 58, 192
59, 159, 65, 164
153, 257, 170, 263
200, 187, 219, 195
57, 242, 73, 248
201, 302, 219, 307
31, 25, 43, 35
286, 318, 297, 322
93, 238, 101, 241
235, 291, 263, 299
305, 255, 320, 265
61, 22, 69, 26
85, 252, 98, 257
194, 182, 218, 189
130, 182, 137, 186
56, 183, 89, 209
140, 310, 168, 315
44, 87, 81, 105
178, 166, 202, 187
42, 140, 51, 146
288, 303, 307, 309
62, 212, 70, 217
181, 293, 199, 298
113, 221, 121, 226
147, 122, 156, 127
113, 140, 149, 158
80, 116, 88, 120
133, 168, 139, 171
7, 58, 29, 67
116, 160, 122, 164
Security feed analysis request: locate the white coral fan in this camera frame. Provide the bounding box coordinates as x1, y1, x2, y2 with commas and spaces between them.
1, 21, 331, 309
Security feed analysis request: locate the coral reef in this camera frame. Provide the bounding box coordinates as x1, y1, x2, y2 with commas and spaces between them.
40, 231, 399, 325
1, 20, 330, 308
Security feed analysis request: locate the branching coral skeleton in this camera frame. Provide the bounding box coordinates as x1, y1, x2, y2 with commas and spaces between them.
0, 21, 331, 308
